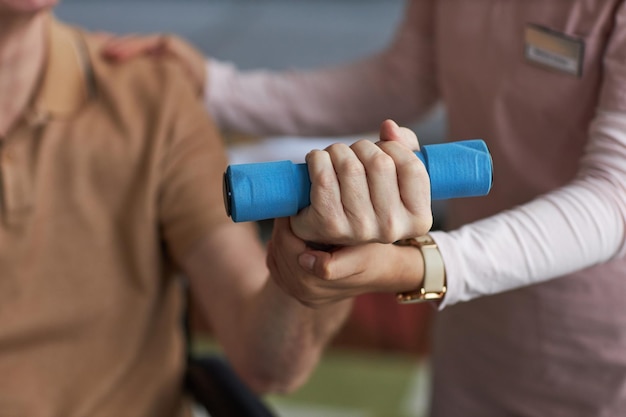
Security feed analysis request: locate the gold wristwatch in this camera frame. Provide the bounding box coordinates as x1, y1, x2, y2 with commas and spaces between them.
395, 235, 447, 304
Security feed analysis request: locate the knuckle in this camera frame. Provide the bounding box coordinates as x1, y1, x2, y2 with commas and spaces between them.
418, 216, 434, 235
337, 158, 365, 178
407, 216, 433, 238
315, 170, 337, 190
326, 226, 351, 244
402, 156, 425, 177
381, 228, 398, 244
376, 140, 395, 153
356, 221, 376, 242
379, 216, 399, 243
317, 262, 334, 281
338, 213, 371, 243
377, 140, 402, 156
326, 143, 350, 155
368, 152, 395, 174
305, 149, 324, 166
351, 139, 375, 153
313, 204, 344, 232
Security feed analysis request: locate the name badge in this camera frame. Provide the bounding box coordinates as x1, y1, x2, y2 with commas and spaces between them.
525, 24, 584, 77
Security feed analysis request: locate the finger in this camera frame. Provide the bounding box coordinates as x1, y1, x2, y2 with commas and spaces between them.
290, 149, 343, 242
265, 239, 279, 278
312, 244, 399, 292
268, 219, 307, 295
102, 35, 164, 60
327, 142, 377, 240
116, 36, 165, 58
266, 235, 296, 298
379, 119, 420, 151
297, 249, 332, 276
100, 34, 138, 53
272, 218, 311, 281
301, 246, 362, 281
272, 218, 305, 253
272, 220, 345, 307
381, 142, 432, 236
350, 140, 400, 242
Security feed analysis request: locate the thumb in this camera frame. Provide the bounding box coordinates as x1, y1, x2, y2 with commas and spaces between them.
298, 250, 336, 279
379, 119, 420, 151
298, 252, 318, 273
289, 207, 320, 243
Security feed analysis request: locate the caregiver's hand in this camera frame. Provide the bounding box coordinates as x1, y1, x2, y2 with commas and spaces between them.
291, 119, 432, 245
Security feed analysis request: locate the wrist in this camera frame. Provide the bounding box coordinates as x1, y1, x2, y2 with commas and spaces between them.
392, 242, 426, 294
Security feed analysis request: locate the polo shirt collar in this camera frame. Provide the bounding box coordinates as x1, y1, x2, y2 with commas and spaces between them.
32, 15, 93, 119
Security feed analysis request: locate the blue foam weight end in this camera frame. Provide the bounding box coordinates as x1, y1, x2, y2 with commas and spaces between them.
421, 140, 492, 200
223, 139, 492, 222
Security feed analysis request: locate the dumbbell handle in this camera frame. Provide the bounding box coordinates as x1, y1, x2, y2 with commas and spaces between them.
223, 139, 492, 223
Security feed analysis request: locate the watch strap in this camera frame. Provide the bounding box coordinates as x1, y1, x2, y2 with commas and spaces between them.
394, 235, 446, 304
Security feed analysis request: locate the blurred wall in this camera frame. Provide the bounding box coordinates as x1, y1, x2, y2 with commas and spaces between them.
56, 0, 447, 185
57, 0, 406, 69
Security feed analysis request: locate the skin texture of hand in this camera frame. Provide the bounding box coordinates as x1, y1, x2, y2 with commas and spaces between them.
101, 33, 206, 95
268, 218, 424, 308
290, 119, 432, 246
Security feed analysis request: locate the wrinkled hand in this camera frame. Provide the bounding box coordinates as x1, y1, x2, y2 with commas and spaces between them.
290, 119, 432, 245
101, 33, 206, 94
267, 218, 418, 308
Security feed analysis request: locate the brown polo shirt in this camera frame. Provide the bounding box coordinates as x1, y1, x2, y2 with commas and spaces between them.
0, 17, 229, 417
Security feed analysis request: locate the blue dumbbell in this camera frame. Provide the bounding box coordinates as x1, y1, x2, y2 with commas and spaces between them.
223, 139, 492, 223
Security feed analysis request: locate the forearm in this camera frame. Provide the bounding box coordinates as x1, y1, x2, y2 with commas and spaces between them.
434, 110, 626, 308
184, 222, 352, 394
238, 244, 430, 392
237, 217, 430, 391
234, 278, 352, 393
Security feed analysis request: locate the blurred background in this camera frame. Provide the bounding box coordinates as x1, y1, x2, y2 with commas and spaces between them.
56, 1, 446, 416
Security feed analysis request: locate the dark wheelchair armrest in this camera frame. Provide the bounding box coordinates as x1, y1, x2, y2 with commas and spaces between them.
185, 355, 277, 417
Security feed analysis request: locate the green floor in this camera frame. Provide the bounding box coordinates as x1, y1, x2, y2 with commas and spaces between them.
192, 337, 430, 417
266, 348, 430, 417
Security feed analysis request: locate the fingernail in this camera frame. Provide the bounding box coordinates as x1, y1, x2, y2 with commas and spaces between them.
299, 253, 316, 272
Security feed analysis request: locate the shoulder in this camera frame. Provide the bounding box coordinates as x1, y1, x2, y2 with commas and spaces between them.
66, 25, 216, 150
75, 27, 200, 116
58, 23, 225, 165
